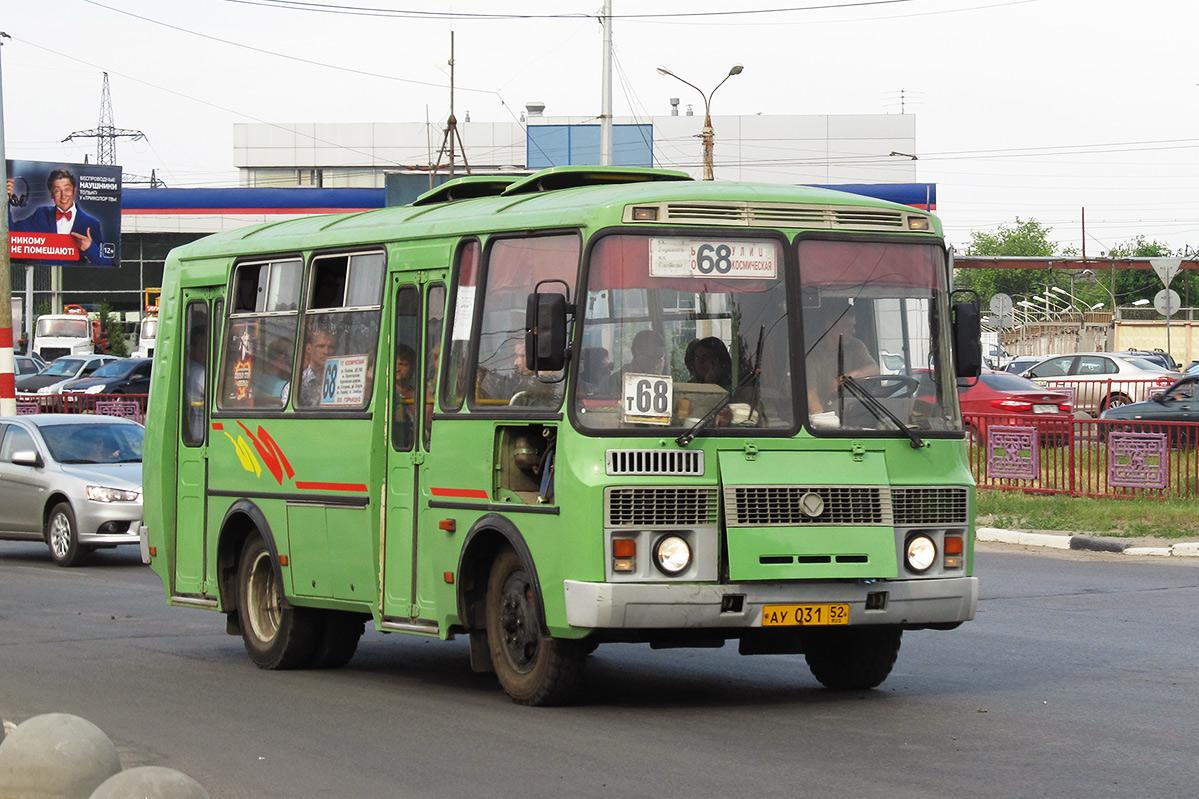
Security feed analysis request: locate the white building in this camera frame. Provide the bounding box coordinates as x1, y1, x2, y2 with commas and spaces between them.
233, 108, 919, 189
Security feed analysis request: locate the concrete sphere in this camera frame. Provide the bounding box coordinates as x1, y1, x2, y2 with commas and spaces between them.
0, 713, 121, 799
89, 767, 210, 799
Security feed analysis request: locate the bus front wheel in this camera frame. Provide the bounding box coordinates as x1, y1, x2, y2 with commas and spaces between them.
236, 536, 318, 669
803, 627, 902, 690
485, 549, 585, 706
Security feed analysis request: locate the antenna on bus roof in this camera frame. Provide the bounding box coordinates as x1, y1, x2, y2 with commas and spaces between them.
430, 31, 471, 189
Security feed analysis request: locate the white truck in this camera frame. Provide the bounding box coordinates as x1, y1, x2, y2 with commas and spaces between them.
31, 306, 108, 361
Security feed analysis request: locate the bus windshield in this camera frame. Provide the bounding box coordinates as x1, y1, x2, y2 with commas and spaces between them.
574, 234, 960, 437
798, 238, 960, 436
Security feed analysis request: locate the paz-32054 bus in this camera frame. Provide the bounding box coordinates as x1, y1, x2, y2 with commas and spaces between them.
142, 166, 981, 705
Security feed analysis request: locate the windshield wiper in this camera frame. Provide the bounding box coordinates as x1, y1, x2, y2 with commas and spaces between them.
676, 327, 764, 448
839, 375, 925, 449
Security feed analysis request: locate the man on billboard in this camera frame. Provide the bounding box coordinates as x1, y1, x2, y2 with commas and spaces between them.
7, 169, 113, 266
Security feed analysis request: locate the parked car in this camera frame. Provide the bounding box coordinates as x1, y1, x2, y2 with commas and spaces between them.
1123, 349, 1180, 371
15, 354, 47, 378
14, 354, 121, 396
919, 369, 1074, 445
1023, 352, 1180, 415
61, 357, 153, 400
1004, 355, 1055, 375
1100, 374, 1199, 448
0, 414, 144, 566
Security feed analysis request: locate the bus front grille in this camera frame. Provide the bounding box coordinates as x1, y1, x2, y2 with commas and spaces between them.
723, 485, 969, 527
892, 487, 970, 526
725, 486, 890, 526
606, 487, 718, 527
606, 449, 705, 476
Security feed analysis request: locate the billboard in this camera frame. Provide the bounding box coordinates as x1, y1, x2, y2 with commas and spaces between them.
6, 160, 122, 267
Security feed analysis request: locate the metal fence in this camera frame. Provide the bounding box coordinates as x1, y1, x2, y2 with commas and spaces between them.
967, 413, 1199, 499
14, 394, 147, 424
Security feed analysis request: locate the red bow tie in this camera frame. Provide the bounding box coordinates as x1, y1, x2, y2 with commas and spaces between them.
56, 209, 73, 221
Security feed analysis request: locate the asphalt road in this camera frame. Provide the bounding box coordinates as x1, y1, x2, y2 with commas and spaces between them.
2, 540, 1198, 799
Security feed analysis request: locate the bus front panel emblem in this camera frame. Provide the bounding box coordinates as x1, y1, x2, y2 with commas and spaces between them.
799, 491, 825, 519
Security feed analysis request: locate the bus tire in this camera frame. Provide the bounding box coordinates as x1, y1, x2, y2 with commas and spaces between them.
46, 502, 86, 567
236, 535, 318, 670
309, 610, 365, 669
485, 549, 585, 706
803, 627, 902, 690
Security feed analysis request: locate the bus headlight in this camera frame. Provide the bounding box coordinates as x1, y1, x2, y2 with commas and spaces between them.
905, 534, 937, 573
653, 535, 691, 576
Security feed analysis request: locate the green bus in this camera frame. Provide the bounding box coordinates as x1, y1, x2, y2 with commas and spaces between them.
142, 166, 982, 705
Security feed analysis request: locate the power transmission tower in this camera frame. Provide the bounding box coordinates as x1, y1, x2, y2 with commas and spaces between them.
62, 72, 146, 167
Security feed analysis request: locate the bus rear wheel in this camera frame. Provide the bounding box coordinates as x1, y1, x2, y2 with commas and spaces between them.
309, 610, 365, 669
485, 549, 585, 706
803, 627, 902, 690
236, 536, 318, 669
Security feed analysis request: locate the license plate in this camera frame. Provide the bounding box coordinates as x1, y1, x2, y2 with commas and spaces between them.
1034, 404, 1058, 413
761, 603, 850, 626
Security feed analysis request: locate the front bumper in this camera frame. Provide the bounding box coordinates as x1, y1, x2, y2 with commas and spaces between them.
76, 502, 143, 548
563, 576, 978, 630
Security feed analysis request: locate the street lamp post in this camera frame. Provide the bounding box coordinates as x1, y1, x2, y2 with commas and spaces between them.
657, 64, 743, 180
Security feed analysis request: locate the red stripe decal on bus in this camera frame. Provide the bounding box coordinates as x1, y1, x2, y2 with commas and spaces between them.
294, 481, 368, 492
431, 487, 490, 499
211, 423, 224, 431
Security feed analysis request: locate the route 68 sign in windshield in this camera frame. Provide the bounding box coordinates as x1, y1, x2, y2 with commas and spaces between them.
620, 372, 672, 426
649, 238, 777, 279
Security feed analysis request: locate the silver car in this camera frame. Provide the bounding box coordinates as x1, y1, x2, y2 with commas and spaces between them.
0, 414, 144, 566
1023, 352, 1181, 415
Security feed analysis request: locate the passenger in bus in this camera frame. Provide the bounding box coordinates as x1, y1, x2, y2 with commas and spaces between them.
806, 303, 878, 415
578, 347, 613, 395
684, 337, 732, 390
424, 337, 441, 440
479, 340, 559, 405
298, 327, 337, 406
392, 344, 417, 447
255, 338, 293, 406
598, 329, 666, 396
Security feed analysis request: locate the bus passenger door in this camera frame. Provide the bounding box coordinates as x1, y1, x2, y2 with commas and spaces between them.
382, 278, 444, 622
174, 290, 220, 596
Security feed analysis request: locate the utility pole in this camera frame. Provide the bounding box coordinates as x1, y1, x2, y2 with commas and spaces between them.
431, 32, 470, 181
600, 0, 613, 166
0, 32, 17, 416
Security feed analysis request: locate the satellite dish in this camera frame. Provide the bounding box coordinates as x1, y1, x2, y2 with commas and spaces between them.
989, 293, 1014, 316
1154, 289, 1181, 317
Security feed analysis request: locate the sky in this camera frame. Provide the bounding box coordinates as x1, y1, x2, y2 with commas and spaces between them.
2, 0, 1197, 256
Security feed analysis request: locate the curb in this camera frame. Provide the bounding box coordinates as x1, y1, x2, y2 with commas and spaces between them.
976, 527, 1199, 558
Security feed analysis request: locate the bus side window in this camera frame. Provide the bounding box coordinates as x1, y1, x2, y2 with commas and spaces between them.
445, 241, 480, 412
391, 286, 420, 451
218, 258, 301, 410
423, 283, 446, 448
182, 302, 209, 446
296, 251, 385, 410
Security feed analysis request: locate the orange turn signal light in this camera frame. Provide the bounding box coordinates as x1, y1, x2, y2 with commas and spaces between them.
943, 536, 964, 555
612, 538, 637, 558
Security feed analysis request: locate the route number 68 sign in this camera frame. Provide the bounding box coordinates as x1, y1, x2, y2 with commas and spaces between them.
621, 372, 672, 426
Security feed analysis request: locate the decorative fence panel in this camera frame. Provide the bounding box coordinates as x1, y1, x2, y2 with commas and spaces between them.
968, 413, 1199, 499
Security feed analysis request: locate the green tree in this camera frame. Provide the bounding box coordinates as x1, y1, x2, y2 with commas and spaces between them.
99, 301, 130, 357
955, 218, 1076, 304
1100, 236, 1192, 307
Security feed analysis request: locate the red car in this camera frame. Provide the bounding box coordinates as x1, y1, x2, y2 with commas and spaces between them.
958, 369, 1074, 446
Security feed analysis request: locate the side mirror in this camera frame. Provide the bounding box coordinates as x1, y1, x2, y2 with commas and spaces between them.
11, 450, 41, 467
525, 290, 569, 373
951, 301, 982, 379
